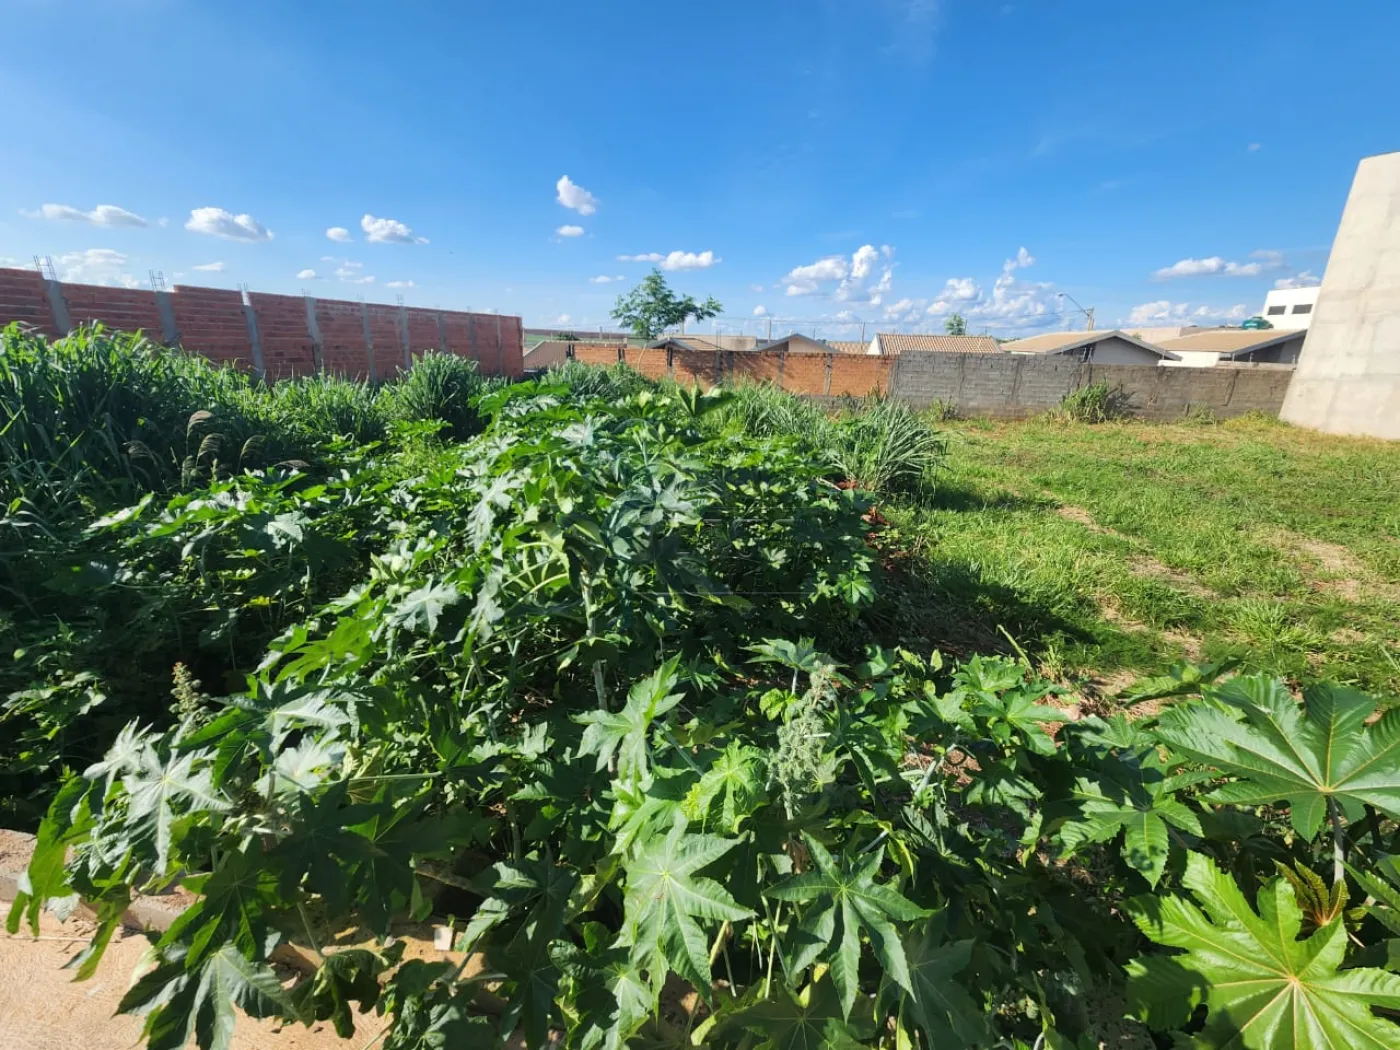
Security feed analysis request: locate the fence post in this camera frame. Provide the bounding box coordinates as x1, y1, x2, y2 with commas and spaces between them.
241, 289, 265, 381
435, 311, 447, 353
777, 349, 786, 390
397, 302, 410, 370
495, 315, 504, 376
823, 353, 833, 396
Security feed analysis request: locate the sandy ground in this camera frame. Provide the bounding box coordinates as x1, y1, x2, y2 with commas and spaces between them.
0, 913, 380, 1050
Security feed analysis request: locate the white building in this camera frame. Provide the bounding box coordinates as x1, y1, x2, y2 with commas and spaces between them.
1261, 286, 1320, 330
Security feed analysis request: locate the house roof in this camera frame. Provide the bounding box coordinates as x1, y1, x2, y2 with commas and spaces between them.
646, 337, 719, 352
1157, 329, 1305, 357
1002, 329, 1179, 360
875, 333, 1001, 354
750, 333, 833, 354
827, 340, 870, 355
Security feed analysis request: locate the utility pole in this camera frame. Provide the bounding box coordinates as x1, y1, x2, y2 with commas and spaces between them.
766, 316, 772, 341
1057, 292, 1096, 331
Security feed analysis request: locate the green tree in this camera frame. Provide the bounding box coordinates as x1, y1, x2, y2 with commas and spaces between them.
943, 313, 967, 336
611, 270, 722, 340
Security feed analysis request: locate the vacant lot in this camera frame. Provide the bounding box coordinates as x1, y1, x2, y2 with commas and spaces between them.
888, 413, 1400, 701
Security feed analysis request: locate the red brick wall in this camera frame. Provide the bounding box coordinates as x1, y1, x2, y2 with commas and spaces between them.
62, 283, 164, 337
404, 308, 442, 357
0, 268, 58, 338
673, 349, 722, 387
0, 266, 523, 379
170, 286, 252, 367
827, 355, 893, 397
364, 304, 407, 375
622, 346, 669, 380
781, 353, 828, 395
573, 344, 623, 366
248, 292, 317, 379
725, 350, 783, 387
314, 299, 373, 380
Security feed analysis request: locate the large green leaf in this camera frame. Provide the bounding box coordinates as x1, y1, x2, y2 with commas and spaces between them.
891, 915, 987, 1049
1127, 852, 1400, 1049
120, 944, 298, 1050
575, 657, 685, 781
1156, 678, 1400, 839
122, 746, 230, 874
619, 821, 753, 998
765, 834, 929, 1017
727, 976, 873, 1050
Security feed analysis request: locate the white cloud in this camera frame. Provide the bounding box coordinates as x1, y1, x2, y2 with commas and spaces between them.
1153, 251, 1285, 280
386, 279, 416, 289
556, 314, 572, 324
784, 244, 894, 303
589, 274, 626, 283
361, 214, 428, 244
882, 298, 917, 318
191, 261, 225, 272
296, 268, 318, 280
556, 224, 585, 237
333, 261, 375, 284
749, 283, 764, 293
1248, 142, 1262, 152
925, 277, 981, 313
556, 175, 598, 216
619, 250, 720, 271
55, 248, 141, 288
1274, 271, 1321, 289
185, 207, 273, 241
326, 226, 352, 243
753, 305, 768, 317
1127, 300, 1250, 324
1003, 246, 1035, 272
29, 202, 148, 227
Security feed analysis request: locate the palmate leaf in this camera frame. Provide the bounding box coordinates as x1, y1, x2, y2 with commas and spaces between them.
387, 581, 462, 636
619, 820, 753, 999
888, 914, 988, 1049
765, 834, 929, 1018
576, 657, 685, 781
1155, 677, 1400, 839
120, 944, 299, 1050
1058, 757, 1207, 887
122, 746, 231, 874
728, 975, 873, 1050
1126, 852, 1400, 1049
682, 742, 766, 833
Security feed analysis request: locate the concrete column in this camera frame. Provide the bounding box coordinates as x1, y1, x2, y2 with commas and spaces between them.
154, 290, 180, 346
397, 303, 410, 370
1281, 151, 1400, 439
43, 279, 71, 336
303, 295, 324, 373
495, 315, 504, 375
360, 301, 377, 382
240, 289, 265, 380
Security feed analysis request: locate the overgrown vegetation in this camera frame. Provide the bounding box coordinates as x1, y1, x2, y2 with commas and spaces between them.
5, 339, 1400, 1050
1054, 380, 1122, 424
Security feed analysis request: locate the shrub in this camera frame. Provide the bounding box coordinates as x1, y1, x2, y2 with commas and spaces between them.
1055, 380, 1123, 423
826, 395, 946, 495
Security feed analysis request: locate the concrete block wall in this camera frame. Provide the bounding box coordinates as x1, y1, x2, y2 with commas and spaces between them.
0, 266, 524, 380
891, 352, 1293, 419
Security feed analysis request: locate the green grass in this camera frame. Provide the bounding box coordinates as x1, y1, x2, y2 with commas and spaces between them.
884, 412, 1400, 701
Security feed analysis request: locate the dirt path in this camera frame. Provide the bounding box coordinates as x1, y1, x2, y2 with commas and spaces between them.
0, 913, 373, 1050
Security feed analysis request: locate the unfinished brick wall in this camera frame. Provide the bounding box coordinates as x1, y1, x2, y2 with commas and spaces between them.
314, 299, 374, 379
61, 283, 164, 336
0, 266, 524, 380
0, 268, 58, 338
169, 286, 252, 366
573, 344, 624, 366
248, 293, 317, 379
622, 346, 669, 380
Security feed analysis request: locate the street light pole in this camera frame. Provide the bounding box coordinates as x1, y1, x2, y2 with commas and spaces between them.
1057, 292, 1095, 331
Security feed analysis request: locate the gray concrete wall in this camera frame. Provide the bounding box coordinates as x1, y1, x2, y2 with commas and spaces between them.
1282, 152, 1400, 439
889, 352, 1293, 420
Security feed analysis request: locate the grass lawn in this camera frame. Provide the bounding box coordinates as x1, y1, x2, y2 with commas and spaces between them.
883, 413, 1400, 703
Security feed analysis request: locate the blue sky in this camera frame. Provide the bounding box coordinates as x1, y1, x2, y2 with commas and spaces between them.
2, 0, 1397, 338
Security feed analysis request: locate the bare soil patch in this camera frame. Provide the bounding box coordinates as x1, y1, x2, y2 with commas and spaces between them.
1259, 527, 1400, 603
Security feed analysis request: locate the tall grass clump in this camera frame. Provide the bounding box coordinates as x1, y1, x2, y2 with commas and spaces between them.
1054, 380, 1122, 424
0, 324, 269, 510
547, 358, 658, 401
714, 382, 944, 498
381, 352, 487, 440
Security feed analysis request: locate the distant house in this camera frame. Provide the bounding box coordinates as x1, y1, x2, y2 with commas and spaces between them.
647, 335, 761, 352
1156, 329, 1306, 367
1260, 286, 1319, 331
828, 339, 873, 355
1002, 330, 1179, 364
872, 333, 1001, 356
749, 333, 836, 355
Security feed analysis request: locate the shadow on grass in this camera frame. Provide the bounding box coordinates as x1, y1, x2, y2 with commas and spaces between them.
924, 479, 1051, 515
